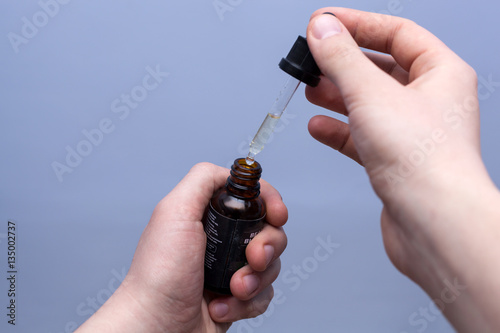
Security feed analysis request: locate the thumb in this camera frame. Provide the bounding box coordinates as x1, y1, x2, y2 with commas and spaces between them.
306, 12, 397, 110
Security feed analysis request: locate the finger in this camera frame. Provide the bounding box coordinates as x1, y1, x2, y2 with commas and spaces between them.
307, 12, 401, 110
364, 52, 409, 85
153, 162, 228, 222
246, 224, 287, 272
309, 8, 463, 78
305, 52, 408, 114
308, 9, 475, 99
305, 75, 348, 115
259, 179, 288, 227
158, 163, 289, 226
209, 285, 274, 323
230, 258, 281, 301
308, 115, 362, 165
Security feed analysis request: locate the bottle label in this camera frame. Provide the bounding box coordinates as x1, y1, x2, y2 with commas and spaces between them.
203, 202, 265, 292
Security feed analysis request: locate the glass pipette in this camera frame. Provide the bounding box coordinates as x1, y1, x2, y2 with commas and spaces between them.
245, 36, 321, 165
245, 76, 301, 165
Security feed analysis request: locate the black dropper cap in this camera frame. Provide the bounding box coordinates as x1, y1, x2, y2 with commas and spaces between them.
279, 36, 321, 87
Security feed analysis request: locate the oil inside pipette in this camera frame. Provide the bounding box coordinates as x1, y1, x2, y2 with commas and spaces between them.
245, 113, 281, 165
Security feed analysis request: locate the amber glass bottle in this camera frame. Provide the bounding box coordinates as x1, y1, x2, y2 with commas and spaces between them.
203, 158, 266, 295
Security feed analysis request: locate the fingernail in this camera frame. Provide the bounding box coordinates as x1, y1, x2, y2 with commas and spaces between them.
312, 13, 342, 40
264, 245, 274, 266
243, 274, 259, 295
212, 302, 229, 318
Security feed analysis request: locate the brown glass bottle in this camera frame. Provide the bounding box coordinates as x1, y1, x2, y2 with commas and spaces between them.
203, 158, 266, 295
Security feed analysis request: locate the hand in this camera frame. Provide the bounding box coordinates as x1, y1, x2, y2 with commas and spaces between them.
305, 8, 500, 331
76, 162, 288, 333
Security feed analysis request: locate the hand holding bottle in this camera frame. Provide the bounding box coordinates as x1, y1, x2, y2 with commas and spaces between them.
76, 162, 288, 333
305, 8, 500, 331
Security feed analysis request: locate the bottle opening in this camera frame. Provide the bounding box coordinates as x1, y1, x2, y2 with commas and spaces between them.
245, 156, 255, 166
236, 158, 260, 171
227, 158, 262, 199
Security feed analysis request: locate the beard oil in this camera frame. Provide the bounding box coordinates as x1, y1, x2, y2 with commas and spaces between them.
203, 158, 266, 295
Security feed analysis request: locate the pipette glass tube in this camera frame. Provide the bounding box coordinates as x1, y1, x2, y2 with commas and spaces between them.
246, 76, 301, 165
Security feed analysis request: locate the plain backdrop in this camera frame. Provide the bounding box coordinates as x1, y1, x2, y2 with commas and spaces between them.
1, 1, 499, 332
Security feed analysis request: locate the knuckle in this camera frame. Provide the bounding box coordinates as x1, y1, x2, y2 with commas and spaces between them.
270, 259, 282, 282
279, 228, 288, 251
398, 17, 419, 31
327, 43, 358, 64
189, 162, 215, 174
246, 288, 274, 318
442, 60, 478, 91
463, 63, 478, 84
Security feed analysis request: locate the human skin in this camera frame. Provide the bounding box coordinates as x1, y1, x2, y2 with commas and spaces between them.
306, 8, 500, 331
76, 163, 288, 333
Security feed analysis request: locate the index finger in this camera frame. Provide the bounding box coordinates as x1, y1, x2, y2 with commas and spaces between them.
310, 7, 465, 80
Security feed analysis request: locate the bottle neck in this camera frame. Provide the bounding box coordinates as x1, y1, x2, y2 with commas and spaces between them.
226, 158, 262, 199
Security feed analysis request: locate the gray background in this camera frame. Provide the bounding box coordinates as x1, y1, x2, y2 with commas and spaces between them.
1, 1, 499, 332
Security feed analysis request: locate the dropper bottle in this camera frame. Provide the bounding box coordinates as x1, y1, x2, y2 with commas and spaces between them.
203, 158, 265, 295
202, 37, 321, 295
246, 36, 321, 165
